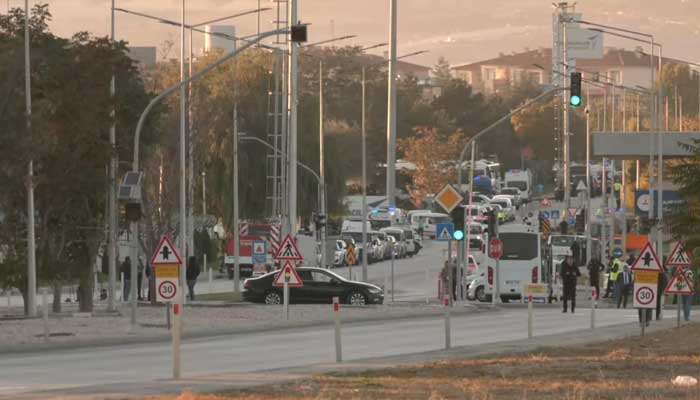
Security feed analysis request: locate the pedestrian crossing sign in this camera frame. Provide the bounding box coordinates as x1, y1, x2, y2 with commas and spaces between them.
436, 223, 454, 242
273, 234, 303, 261
630, 242, 663, 272
665, 268, 694, 295
667, 240, 692, 267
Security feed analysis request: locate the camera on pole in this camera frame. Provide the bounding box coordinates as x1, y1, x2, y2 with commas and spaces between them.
118, 171, 143, 222
570, 72, 582, 107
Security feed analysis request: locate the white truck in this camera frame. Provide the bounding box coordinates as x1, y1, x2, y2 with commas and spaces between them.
504, 169, 532, 203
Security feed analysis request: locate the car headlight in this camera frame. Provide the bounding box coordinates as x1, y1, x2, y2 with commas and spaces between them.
368, 287, 383, 295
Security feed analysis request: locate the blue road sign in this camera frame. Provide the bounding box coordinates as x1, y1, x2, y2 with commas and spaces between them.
613, 247, 623, 259
436, 223, 454, 242
252, 240, 267, 264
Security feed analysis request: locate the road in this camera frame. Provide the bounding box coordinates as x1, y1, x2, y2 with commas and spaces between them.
0, 306, 672, 398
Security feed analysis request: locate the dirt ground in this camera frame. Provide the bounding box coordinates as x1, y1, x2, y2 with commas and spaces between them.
152, 324, 700, 400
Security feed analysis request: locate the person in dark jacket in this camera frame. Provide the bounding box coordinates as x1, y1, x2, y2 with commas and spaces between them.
587, 255, 604, 300
561, 254, 581, 313
570, 241, 581, 267
186, 256, 200, 301
656, 268, 668, 320
616, 265, 633, 308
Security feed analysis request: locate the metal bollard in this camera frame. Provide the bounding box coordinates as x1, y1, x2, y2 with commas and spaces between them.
6, 289, 11, 309
208, 267, 213, 295
333, 296, 342, 363
527, 295, 533, 339
590, 287, 596, 330
444, 295, 451, 349
42, 288, 49, 342
120, 272, 125, 303
172, 292, 182, 380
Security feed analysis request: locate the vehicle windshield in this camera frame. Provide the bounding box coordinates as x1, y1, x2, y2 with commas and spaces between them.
507, 181, 527, 191
385, 232, 402, 241
369, 220, 391, 230
551, 235, 575, 247
491, 200, 509, 209
468, 225, 483, 234
500, 232, 538, 260
430, 216, 452, 224
502, 188, 518, 195
469, 238, 483, 250
343, 232, 364, 244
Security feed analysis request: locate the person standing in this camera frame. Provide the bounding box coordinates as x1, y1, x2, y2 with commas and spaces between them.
120, 256, 132, 302
603, 257, 620, 298
186, 256, 200, 301
137, 256, 145, 301
561, 254, 580, 313
656, 267, 668, 320
570, 240, 581, 267
681, 268, 695, 322
616, 265, 633, 309
587, 255, 604, 300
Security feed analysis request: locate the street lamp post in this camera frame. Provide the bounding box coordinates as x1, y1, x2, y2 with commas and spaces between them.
385, 0, 398, 208
319, 60, 327, 269
24, 0, 37, 317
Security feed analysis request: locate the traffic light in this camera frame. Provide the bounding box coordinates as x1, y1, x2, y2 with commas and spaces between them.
313, 213, 327, 229
487, 208, 498, 237
450, 205, 465, 232
570, 72, 582, 107
452, 229, 464, 241
291, 25, 308, 43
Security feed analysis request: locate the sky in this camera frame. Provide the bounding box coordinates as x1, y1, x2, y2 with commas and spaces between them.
15, 0, 700, 67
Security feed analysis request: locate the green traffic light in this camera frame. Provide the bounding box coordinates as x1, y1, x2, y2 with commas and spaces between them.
570, 95, 581, 106
453, 230, 464, 241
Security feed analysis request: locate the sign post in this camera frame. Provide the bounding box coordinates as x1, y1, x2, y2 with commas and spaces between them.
666, 240, 692, 328
273, 234, 304, 319
631, 242, 663, 336
436, 223, 455, 303
489, 237, 503, 305
333, 296, 342, 362
590, 287, 596, 329
150, 235, 183, 380
435, 184, 464, 289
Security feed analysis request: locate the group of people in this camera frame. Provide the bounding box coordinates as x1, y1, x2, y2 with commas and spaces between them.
560, 249, 696, 326
119, 256, 201, 302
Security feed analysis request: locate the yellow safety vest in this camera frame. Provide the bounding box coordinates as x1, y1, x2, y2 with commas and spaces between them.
614, 182, 622, 191
609, 259, 621, 281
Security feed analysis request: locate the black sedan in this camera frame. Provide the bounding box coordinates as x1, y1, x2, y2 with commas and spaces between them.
243, 267, 384, 306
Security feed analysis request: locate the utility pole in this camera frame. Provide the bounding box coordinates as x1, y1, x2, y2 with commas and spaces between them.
361, 67, 368, 282
562, 11, 571, 208
25, 0, 37, 317
108, 0, 117, 312
233, 37, 241, 293
385, 0, 398, 207
178, 0, 187, 298
319, 61, 327, 269
287, 0, 298, 234
187, 25, 195, 273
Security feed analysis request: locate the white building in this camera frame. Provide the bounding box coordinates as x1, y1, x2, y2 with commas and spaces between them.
204, 25, 236, 53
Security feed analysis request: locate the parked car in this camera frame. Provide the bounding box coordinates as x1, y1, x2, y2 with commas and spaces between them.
333, 240, 347, 267
381, 228, 407, 258
243, 267, 384, 305
490, 198, 515, 222
499, 188, 522, 209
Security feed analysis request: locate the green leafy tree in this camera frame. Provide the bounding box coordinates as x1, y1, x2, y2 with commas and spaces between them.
668, 139, 700, 250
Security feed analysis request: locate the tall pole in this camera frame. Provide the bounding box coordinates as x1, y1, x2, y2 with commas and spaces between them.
361, 67, 368, 281
562, 14, 571, 208
621, 90, 627, 254
177, 0, 187, 300
233, 106, 240, 292
187, 27, 195, 268
319, 61, 327, 269
280, 53, 289, 235
585, 91, 592, 266
108, 0, 117, 312
24, 0, 37, 317
272, 51, 281, 218
287, 0, 298, 234
656, 46, 664, 257
636, 94, 640, 190
385, 0, 398, 207
647, 43, 656, 248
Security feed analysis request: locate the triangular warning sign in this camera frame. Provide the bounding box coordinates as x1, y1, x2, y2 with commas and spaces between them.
272, 261, 304, 287
630, 242, 664, 272
150, 235, 182, 265
273, 234, 303, 261
665, 268, 694, 295
576, 180, 587, 192
253, 242, 265, 254
667, 240, 692, 267
438, 227, 452, 241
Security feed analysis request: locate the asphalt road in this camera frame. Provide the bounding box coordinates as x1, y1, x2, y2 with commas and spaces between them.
0, 306, 665, 398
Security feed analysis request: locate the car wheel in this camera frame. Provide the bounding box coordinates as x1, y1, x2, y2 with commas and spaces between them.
347, 291, 367, 306
264, 291, 282, 305
476, 286, 487, 302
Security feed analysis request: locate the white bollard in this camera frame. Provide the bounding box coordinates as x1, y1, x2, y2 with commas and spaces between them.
425, 269, 430, 305
444, 295, 451, 349
207, 267, 213, 295
591, 287, 596, 330
333, 296, 342, 363
283, 280, 289, 320
172, 292, 182, 379
384, 264, 389, 304
42, 288, 49, 342
6, 289, 11, 309
527, 295, 533, 339
120, 272, 125, 303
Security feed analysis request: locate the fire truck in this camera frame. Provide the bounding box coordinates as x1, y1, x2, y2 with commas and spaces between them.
223, 223, 280, 279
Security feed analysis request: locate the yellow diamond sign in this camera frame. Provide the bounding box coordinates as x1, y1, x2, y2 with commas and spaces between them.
435, 184, 464, 213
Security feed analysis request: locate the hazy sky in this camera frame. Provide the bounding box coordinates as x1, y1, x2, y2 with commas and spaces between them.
19, 0, 700, 67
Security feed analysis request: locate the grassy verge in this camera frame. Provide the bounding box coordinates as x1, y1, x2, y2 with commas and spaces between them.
151, 324, 700, 399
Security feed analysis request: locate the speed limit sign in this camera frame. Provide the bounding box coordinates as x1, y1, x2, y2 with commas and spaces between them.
155, 264, 179, 303
633, 284, 657, 309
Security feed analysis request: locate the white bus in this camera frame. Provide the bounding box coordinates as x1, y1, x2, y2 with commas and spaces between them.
477, 223, 541, 302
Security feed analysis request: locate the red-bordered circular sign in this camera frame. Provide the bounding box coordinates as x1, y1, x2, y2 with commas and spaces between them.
635, 286, 654, 306
158, 281, 177, 300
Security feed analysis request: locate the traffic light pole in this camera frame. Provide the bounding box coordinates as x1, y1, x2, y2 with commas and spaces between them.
562, 14, 571, 209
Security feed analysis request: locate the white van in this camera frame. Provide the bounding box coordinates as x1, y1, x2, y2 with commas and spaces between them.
504, 170, 532, 202
409, 212, 450, 239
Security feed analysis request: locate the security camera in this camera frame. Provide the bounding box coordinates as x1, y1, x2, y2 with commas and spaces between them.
584, 105, 591, 114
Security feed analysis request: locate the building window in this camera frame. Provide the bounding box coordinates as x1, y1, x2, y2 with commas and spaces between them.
527, 70, 543, 84
511, 69, 523, 84
608, 70, 621, 84
458, 70, 473, 85
483, 67, 496, 81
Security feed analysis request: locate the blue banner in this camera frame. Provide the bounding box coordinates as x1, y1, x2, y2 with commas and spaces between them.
634, 190, 684, 217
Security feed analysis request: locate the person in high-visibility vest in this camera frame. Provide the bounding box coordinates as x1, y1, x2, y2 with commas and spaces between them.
603, 257, 622, 299
613, 182, 622, 208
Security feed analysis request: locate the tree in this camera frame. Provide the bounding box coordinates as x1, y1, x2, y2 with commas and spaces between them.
399, 127, 466, 207
668, 139, 700, 250
432, 56, 452, 87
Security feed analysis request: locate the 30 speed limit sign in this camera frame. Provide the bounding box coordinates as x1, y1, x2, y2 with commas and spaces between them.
155, 264, 179, 303
633, 284, 657, 309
